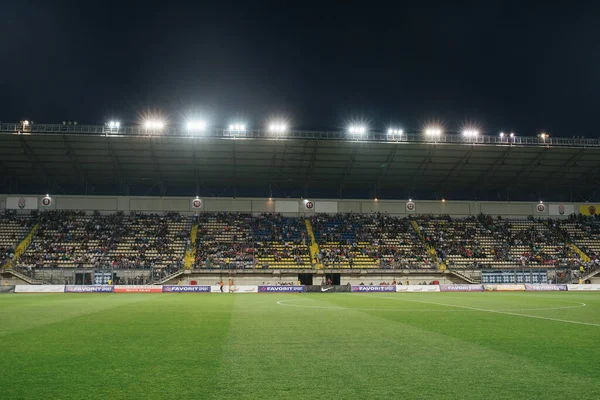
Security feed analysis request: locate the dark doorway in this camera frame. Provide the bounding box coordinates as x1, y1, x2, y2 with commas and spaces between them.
325, 273, 341, 285
298, 273, 313, 285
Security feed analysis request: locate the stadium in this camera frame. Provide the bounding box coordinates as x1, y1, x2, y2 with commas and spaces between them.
1, 122, 600, 399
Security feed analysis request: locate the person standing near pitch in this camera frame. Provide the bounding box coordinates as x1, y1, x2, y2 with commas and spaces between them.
219, 280, 224, 293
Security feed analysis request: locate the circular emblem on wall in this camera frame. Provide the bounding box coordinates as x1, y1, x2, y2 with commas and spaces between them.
192, 199, 202, 209
42, 197, 51, 206
536, 203, 545, 212
406, 201, 415, 211
589, 205, 596, 215
18, 197, 26, 209
558, 205, 565, 215
305, 201, 314, 209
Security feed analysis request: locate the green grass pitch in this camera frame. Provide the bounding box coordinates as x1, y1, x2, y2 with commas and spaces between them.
1, 292, 599, 399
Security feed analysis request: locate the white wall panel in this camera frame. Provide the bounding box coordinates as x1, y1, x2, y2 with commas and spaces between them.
315, 201, 338, 213
55, 197, 118, 211
480, 202, 533, 216
275, 200, 299, 213
360, 201, 405, 214
203, 199, 251, 212
337, 201, 361, 213
130, 198, 189, 212
251, 200, 276, 213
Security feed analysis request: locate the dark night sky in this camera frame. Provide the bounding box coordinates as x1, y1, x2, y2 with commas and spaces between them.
1, 1, 599, 136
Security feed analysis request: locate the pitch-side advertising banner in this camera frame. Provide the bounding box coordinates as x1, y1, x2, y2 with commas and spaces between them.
258, 286, 305, 292
483, 284, 525, 292
113, 285, 163, 293
567, 284, 600, 291
351, 285, 396, 292
524, 284, 567, 291
229, 286, 259, 293
439, 284, 484, 292
65, 285, 114, 293
15, 285, 65, 293
0, 285, 15, 293
396, 285, 440, 292
305, 285, 352, 293
163, 285, 211, 293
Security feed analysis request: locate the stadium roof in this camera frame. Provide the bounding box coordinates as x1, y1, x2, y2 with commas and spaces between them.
1, 123, 600, 201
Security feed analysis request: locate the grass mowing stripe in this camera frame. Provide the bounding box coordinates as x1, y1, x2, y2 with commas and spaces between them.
368, 294, 600, 327
269, 293, 600, 399
0, 294, 236, 400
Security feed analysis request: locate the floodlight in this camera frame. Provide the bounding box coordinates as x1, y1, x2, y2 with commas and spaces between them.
186, 120, 207, 131
22, 120, 30, 126
229, 123, 246, 132
388, 128, 403, 135
463, 129, 479, 136
509, 132, 515, 138
499, 132, 504, 138
425, 127, 442, 135
144, 119, 165, 130
268, 122, 287, 133
349, 125, 366, 134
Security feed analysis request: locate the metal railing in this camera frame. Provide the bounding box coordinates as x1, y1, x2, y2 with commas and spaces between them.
2, 122, 599, 148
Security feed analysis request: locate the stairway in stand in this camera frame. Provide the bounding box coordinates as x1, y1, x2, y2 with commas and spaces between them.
184, 222, 199, 269
304, 219, 323, 269
569, 243, 591, 263
410, 220, 444, 270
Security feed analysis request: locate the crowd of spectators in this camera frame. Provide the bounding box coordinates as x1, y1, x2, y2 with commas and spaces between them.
311, 213, 431, 268
194, 213, 310, 269
18, 211, 189, 271
19, 211, 115, 268
6, 210, 600, 277
1, 210, 34, 266
195, 213, 255, 268
106, 212, 189, 269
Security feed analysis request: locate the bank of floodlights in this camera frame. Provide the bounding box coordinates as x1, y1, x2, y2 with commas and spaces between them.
268, 122, 287, 133
144, 119, 165, 130
348, 125, 366, 134
228, 123, 246, 132
186, 120, 207, 132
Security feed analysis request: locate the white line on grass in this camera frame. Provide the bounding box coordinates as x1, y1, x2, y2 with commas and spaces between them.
276, 299, 586, 313
369, 296, 599, 328
276, 300, 476, 312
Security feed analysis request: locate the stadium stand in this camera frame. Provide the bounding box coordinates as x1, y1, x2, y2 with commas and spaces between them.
418, 215, 586, 270
104, 212, 189, 271
193, 213, 310, 269
20, 211, 113, 269
0, 211, 32, 266
4, 209, 598, 285
310, 213, 431, 269
253, 213, 310, 268
194, 212, 255, 269
17, 211, 189, 275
